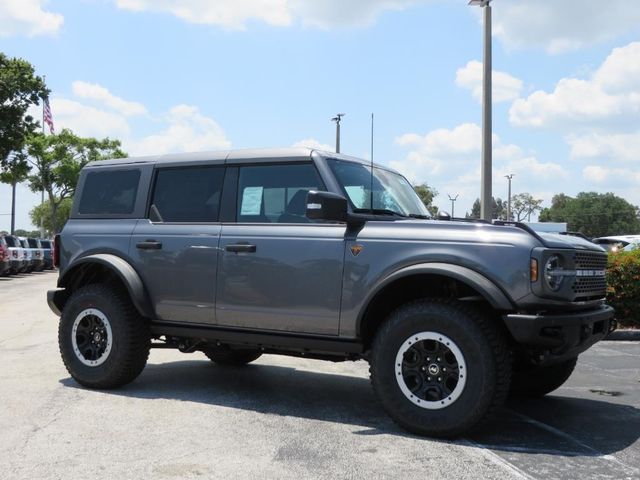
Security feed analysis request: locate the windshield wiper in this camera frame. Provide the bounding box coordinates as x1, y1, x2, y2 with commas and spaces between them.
408, 214, 430, 219
353, 208, 408, 218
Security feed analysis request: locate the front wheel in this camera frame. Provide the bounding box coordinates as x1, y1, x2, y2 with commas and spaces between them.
370, 300, 511, 438
58, 284, 150, 389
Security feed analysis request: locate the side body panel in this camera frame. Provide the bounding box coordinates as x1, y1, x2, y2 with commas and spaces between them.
216, 224, 346, 335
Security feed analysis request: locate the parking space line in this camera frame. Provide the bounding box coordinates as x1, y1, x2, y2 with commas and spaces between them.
459, 439, 536, 480
509, 410, 640, 476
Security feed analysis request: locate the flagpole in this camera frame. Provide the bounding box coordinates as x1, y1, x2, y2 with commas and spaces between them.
40, 76, 46, 238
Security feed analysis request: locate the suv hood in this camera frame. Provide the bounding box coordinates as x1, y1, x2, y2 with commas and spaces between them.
536, 232, 605, 252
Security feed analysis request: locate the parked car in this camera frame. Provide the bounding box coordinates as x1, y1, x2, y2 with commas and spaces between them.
0, 236, 10, 276
592, 235, 640, 253
18, 237, 38, 272
3, 235, 26, 273
27, 238, 46, 271
48, 147, 615, 438
40, 239, 54, 269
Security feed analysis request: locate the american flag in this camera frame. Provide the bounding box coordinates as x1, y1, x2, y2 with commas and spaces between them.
43, 98, 54, 134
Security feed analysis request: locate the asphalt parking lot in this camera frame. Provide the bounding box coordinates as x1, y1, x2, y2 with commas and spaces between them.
1, 272, 638, 480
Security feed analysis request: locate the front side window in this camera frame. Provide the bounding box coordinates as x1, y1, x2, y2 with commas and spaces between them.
150, 166, 225, 223
327, 159, 429, 218
79, 169, 141, 215
237, 163, 323, 223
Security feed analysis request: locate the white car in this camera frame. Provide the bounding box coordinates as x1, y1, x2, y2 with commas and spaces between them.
592, 235, 640, 253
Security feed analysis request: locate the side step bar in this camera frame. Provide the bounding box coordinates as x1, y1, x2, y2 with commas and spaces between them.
149, 322, 363, 355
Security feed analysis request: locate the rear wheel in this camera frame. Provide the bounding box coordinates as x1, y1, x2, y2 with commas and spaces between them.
510, 357, 578, 397
59, 284, 150, 389
369, 299, 511, 438
204, 348, 262, 366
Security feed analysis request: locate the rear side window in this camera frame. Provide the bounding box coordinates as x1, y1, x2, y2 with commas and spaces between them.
150, 167, 225, 223
79, 169, 141, 215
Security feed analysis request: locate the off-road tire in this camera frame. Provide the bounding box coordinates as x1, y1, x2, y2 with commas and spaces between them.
204, 349, 262, 366
510, 357, 578, 397
59, 284, 150, 389
370, 299, 511, 438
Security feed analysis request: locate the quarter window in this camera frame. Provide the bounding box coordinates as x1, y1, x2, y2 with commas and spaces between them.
79, 169, 141, 215
237, 164, 323, 223
150, 167, 225, 223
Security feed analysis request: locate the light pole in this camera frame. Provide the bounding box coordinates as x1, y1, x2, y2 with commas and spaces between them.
448, 194, 459, 218
505, 174, 514, 221
331, 113, 345, 153
469, 0, 492, 221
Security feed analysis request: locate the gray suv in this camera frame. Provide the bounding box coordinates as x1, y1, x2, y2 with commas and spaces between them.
48, 148, 615, 437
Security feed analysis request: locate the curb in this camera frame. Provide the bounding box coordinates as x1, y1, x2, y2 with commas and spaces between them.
605, 329, 640, 341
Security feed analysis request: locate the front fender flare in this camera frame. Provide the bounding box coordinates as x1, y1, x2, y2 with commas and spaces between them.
55, 253, 154, 318
356, 262, 515, 335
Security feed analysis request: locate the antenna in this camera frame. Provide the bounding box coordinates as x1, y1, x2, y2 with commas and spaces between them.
370, 113, 374, 215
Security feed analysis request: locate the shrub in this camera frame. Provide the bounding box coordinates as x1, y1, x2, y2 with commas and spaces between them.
606, 249, 640, 328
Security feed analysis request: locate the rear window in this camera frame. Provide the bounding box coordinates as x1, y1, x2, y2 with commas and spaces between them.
4, 236, 17, 247
40, 240, 51, 248
78, 169, 141, 215
27, 238, 39, 248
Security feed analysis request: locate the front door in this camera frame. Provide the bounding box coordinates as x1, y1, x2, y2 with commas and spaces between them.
129, 165, 226, 324
216, 163, 346, 335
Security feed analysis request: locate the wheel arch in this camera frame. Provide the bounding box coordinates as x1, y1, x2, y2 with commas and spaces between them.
357, 263, 515, 349
52, 254, 154, 318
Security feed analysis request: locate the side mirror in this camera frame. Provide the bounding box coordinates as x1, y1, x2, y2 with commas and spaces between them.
437, 211, 451, 221
306, 191, 348, 223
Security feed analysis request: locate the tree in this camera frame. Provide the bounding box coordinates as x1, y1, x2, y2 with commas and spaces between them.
0, 53, 48, 164
539, 192, 640, 238
30, 197, 73, 237
14, 228, 41, 238
511, 193, 544, 222
25, 129, 127, 233
467, 197, 507, 220
0, 152, 30, 234
413, 184, 439, 216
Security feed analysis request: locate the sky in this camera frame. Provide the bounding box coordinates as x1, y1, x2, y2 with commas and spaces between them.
1, 0, 640, 230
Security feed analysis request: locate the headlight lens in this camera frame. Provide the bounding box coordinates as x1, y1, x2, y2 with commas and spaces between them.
544, 255, 563, 291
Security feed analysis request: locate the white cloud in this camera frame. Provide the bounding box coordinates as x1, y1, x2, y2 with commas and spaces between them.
292, 138, 334, 152
72, 81, 147, 116
455, 60, 523, 103
491, 0, 640, 54
509, 42, 640, 130
114, 0, 428, 30
391, 122, 569, 216
568, 132, 640, 162
583, 166, 640, 184
34, 82, 231, 156
128, 104, 230, 156
0, 0, 63, 37
49, 98, 132, 138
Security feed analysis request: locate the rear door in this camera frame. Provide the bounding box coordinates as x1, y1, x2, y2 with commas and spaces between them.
216, 162, 346, 335
129, 164, 226, 324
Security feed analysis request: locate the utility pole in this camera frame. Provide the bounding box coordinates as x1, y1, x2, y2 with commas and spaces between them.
505, 174, 514, 221
331, 113, 345, 153
448, 194, 459, 218
469, 0, 492, 221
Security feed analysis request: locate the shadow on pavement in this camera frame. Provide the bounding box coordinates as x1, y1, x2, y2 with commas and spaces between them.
60, 359, 640, 457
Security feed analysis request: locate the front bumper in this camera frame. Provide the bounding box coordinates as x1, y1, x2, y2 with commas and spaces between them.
503, 305, 615, 360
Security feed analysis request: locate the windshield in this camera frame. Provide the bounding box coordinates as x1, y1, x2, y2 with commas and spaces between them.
327, 159, 430, 218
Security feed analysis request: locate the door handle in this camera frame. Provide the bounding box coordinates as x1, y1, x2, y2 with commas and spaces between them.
136, 240, 163, 250
225, 243, 257, 253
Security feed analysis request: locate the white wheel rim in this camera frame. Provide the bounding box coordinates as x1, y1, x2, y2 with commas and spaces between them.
394, 331, 467, 410
71, 308, 113, 367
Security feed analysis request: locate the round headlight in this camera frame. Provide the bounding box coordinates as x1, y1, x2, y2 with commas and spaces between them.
544, 255, 563, 291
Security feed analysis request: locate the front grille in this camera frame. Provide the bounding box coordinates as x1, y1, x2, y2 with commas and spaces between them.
571, 251, 607, 299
